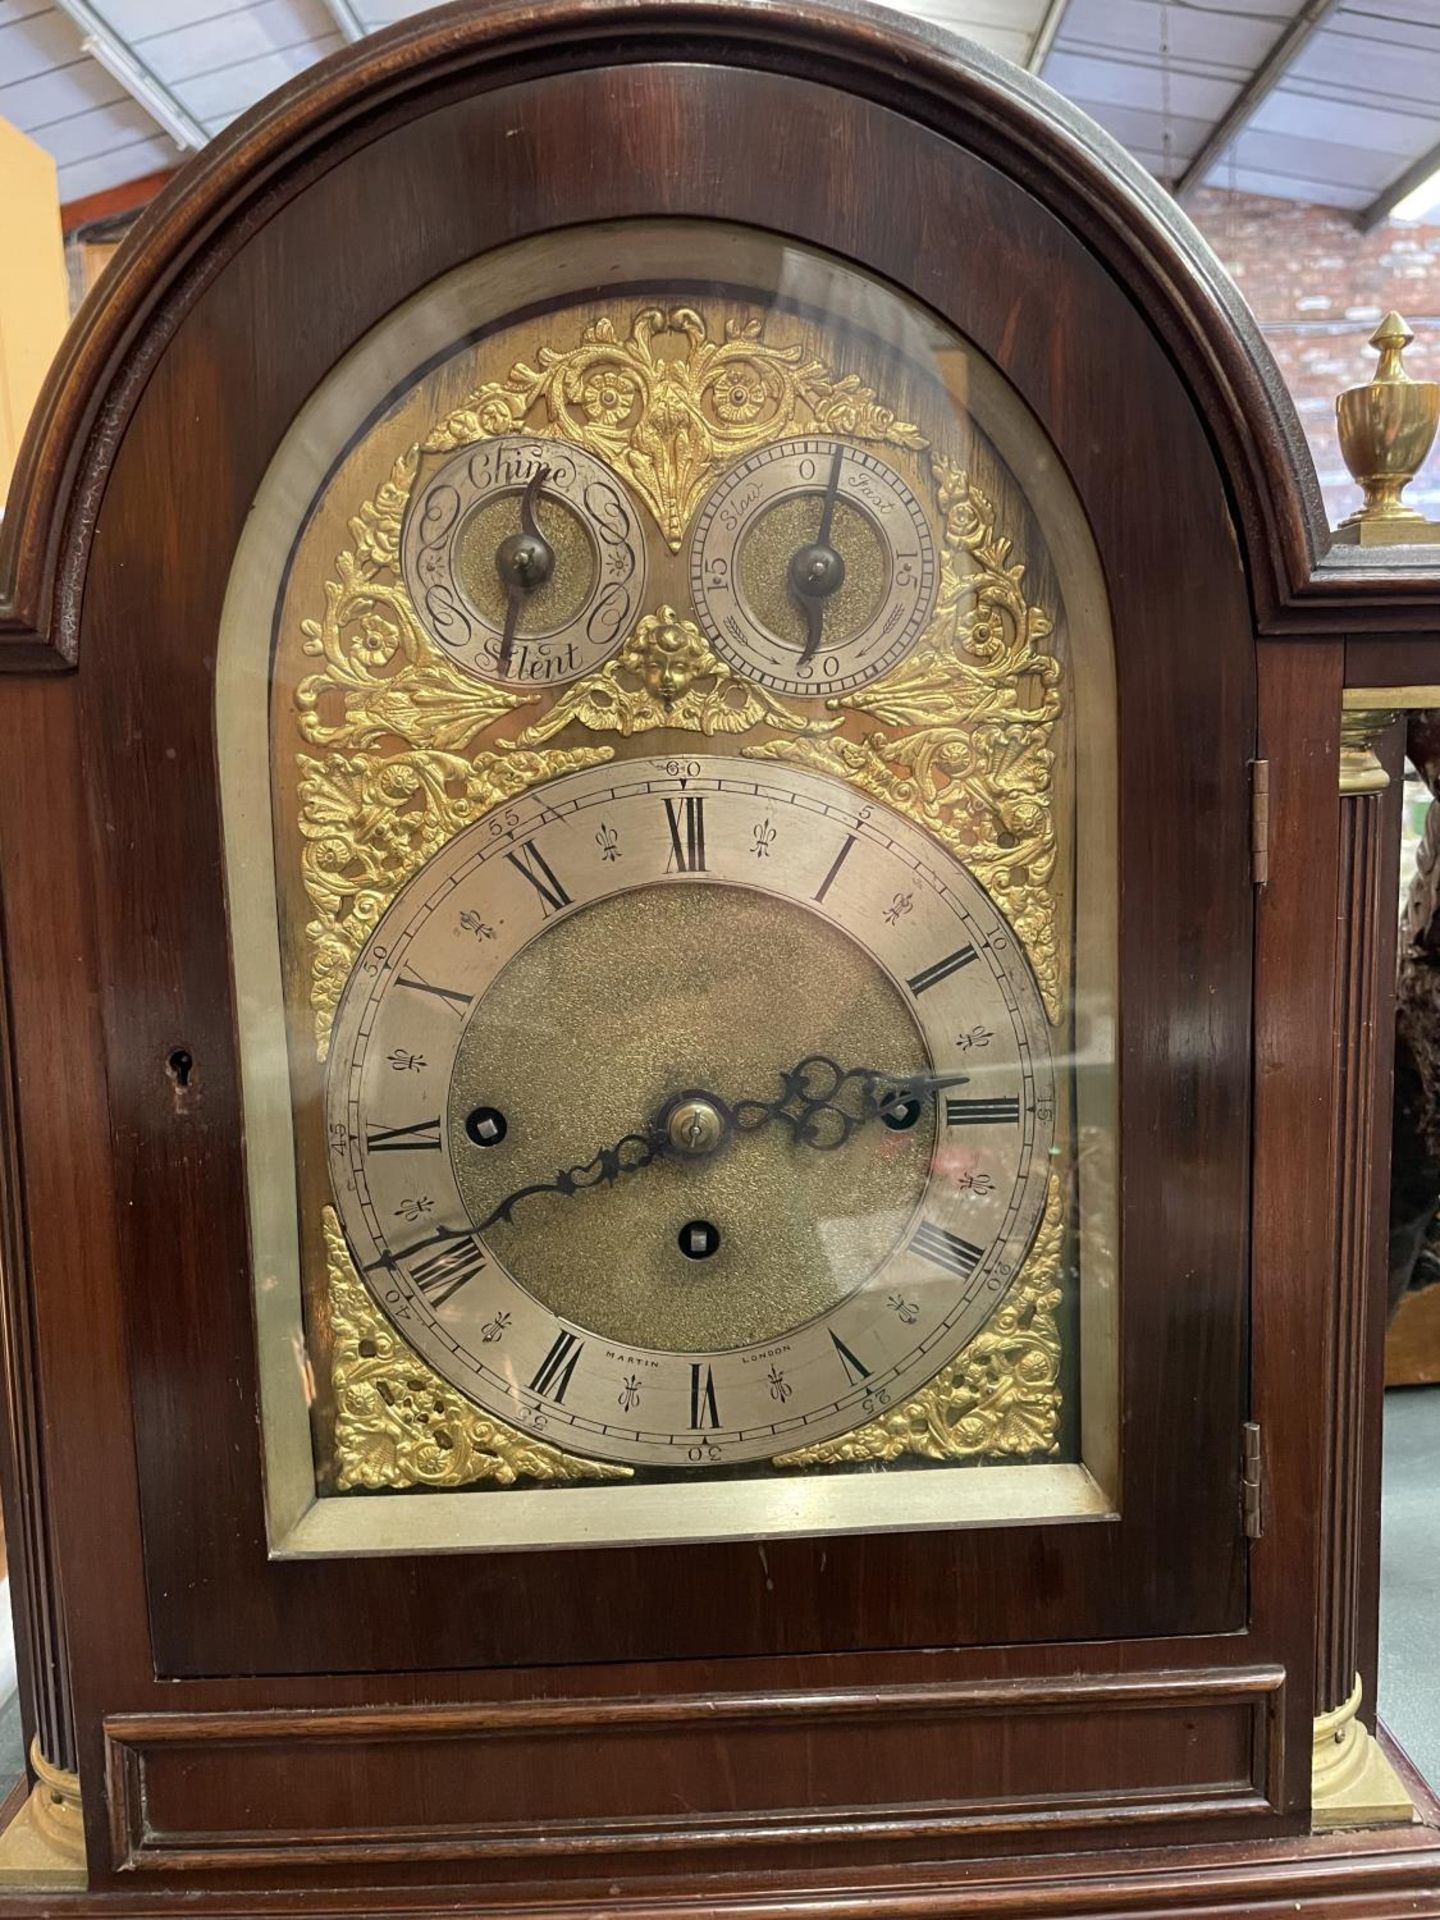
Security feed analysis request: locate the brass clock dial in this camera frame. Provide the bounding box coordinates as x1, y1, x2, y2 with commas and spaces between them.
325, 759, 1055, 1469
400, 433, 648, 686
689, 436, 938, 696
225, 220, 1111, 1538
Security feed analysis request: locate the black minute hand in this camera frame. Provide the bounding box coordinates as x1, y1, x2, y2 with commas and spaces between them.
789, 445, 846, 669
816, 443, 843, 551
473, 1124, 668, 1233
469, 1056, 965, 1232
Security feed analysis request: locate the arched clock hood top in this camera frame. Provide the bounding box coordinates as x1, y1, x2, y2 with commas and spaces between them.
0, 0, 1432, 670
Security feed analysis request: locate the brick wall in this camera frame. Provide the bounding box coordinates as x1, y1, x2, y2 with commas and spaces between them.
1189, 187, 1440, 529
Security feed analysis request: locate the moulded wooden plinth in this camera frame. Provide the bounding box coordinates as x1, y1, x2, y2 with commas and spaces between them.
0, 1819, 1433, 1918
0, 1733, 1430, 1920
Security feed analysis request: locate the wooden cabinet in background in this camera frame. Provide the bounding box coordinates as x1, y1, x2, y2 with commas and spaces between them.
1388, 1288, 1440, 1385
0, 117, 68, 510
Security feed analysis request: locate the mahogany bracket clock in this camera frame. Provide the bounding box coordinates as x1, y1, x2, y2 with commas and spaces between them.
0, 2, 1438, 1913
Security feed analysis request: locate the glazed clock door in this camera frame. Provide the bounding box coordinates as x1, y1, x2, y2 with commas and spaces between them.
224, 217, 1108, 1565
75, 69, 1255, 1684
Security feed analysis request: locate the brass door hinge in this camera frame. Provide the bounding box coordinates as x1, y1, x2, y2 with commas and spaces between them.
1242, 1421, 1263, 1538
1250, 759, 1271, 887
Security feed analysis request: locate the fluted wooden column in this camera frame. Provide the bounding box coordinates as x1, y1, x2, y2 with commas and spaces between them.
0, 918, 84, 1885
1311, 698, 1413, 1829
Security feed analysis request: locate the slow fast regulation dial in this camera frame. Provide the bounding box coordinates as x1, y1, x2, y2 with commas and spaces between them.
689, 436, 938, 697
325, 759, 1054, 1469
401, 433, 648, 686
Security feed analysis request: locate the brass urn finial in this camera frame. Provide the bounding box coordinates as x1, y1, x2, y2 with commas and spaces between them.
1370, 310, 1416, 382
1335, 310, 1440, 541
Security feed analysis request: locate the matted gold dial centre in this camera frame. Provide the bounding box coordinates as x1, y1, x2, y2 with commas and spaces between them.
447, 885, 932, 1353
738, 493, 886, 651
452, 490, 596, 635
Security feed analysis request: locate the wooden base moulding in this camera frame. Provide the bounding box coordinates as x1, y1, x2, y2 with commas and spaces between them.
0, 1768, 1434, 1920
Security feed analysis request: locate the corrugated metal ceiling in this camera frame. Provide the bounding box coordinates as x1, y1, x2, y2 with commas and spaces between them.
1048, 0, 1440, 213
2, 0, 1438, 225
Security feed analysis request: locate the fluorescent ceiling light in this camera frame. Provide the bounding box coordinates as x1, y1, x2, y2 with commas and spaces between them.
1391, 164, 1440, 224
322, 0, 368, 41
52, 0, 207, 152
80, 32, 206, 151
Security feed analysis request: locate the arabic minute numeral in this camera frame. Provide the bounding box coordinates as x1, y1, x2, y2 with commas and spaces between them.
793, 652, 840, 682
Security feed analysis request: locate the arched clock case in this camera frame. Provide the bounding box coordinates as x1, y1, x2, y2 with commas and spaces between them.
0, 2, 1437, 1915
